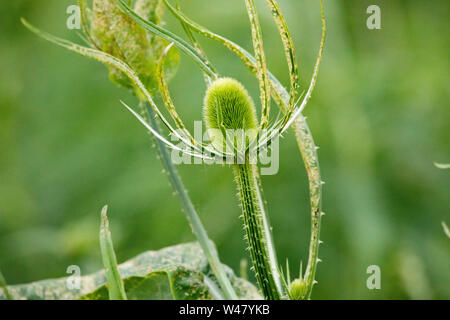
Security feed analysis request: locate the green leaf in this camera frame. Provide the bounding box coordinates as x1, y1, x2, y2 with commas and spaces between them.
99, 205, 127, 300
0, 243, 260, 300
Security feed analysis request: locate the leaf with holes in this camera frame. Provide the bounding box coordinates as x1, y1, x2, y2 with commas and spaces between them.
0, 242, 260, 300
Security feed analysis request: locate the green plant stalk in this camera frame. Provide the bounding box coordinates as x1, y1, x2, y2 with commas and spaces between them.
0, 269, 12, 300
100, 205, 128, 300
144, 103, 237, 300
233, 160, 284, 300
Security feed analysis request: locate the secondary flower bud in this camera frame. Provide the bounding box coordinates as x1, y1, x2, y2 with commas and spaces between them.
289, 278, 307, 300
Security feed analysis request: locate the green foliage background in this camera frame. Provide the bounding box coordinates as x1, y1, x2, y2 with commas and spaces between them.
0, 0, 448, 299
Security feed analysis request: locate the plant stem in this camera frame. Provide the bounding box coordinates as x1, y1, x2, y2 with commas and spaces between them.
143, 102, 238, 300
100, 205, 128, 300
233, 160, 284, 299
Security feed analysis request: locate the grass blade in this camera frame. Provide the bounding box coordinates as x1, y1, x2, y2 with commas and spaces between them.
0, 269, 12, 300
100, 205, 127, 300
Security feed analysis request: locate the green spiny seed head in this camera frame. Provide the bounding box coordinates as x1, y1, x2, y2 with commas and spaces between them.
204, 78, 258, 131
203, 78, 258, 154
289, 278, 307, 300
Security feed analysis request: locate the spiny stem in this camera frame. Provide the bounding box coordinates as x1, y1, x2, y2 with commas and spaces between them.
233, 160, 285, 299
143, 102, 237, 300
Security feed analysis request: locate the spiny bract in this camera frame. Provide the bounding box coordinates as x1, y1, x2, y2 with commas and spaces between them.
203, 78, 258, 153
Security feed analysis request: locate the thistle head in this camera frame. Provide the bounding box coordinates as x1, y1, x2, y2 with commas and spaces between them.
203, 78, 258, 154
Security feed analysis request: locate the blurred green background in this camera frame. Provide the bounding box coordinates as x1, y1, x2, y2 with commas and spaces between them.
0, 0, 448, 299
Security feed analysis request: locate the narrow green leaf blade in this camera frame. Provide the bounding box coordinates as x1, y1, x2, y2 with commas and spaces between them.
0, 269, 12, 300
100, 205, 127, 300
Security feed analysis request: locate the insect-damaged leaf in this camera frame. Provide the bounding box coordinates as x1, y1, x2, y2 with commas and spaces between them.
0, 242, 261, 300
90, 0, 179, 93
